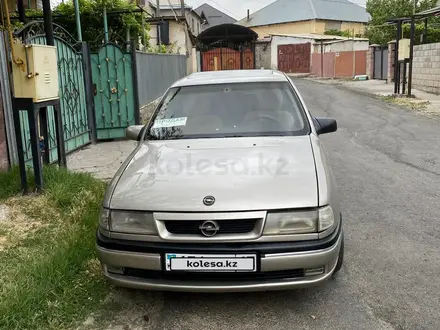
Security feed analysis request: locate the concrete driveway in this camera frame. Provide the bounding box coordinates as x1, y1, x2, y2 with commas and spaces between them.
79, 79, 440, 330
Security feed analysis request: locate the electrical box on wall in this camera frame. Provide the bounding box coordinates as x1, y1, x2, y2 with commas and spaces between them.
398, 39, 410, 61
12, 42, 59, 103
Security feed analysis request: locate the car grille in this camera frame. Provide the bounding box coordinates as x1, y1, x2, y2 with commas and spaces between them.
123, 268, 305, 282
164, 219, 258, 235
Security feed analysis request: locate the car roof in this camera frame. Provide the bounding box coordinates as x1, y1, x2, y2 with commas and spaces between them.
171, 70, 289, 88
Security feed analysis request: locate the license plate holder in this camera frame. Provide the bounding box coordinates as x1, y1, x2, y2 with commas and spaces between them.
165, 253, 257, 272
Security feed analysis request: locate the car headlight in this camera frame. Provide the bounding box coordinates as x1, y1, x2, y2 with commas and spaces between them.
263, 206, 335, 235
109, 210, 158, 235
264, 210, 318, 235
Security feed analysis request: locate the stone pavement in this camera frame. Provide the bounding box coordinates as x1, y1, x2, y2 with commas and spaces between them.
68, 97, 157, 181
68, 141, 137, 181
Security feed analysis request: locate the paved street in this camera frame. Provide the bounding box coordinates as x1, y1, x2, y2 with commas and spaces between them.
79, 79, 440, 330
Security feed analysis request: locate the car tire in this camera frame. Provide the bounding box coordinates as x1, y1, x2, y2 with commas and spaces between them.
332, 231, 344, 277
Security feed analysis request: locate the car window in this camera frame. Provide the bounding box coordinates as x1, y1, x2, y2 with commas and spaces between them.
147, 82, 310, 140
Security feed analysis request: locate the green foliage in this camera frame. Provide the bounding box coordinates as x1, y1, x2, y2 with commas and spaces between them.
53, 0, 150, 46
146, 41, 182, 54
324, 29, 364, 38
366, 0, 440, 45
4, 0, 151, 47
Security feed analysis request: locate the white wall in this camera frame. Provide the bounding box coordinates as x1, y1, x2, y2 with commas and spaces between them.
270, 36, 314, 70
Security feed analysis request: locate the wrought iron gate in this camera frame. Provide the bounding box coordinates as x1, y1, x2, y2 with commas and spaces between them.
14, 22, 92, 164
90, 41, 140, 140
373, 46, 388, 80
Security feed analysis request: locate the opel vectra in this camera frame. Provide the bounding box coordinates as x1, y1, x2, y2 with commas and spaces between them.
96, 70, 344, 292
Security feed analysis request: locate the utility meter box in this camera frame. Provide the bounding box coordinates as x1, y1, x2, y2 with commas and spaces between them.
12, 42, 59, 102
398, 39, 411, 61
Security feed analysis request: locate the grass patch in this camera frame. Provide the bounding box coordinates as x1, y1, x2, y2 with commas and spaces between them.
0, 166, 109, 330
380, 95, 430, 111
0, 167, 33, 200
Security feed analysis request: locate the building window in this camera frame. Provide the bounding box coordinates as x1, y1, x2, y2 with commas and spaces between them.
192, 18, 195, 32
325, 21, 342, 31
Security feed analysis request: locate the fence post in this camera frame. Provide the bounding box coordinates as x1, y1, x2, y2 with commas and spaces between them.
81, 42, 97, 144
320, 40, 324, 77
130, 40, 141, 125
366, 45, 376, 80
387, 41, 396, 83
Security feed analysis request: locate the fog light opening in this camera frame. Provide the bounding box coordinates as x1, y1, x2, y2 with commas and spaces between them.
305, 266, 325, 276
107, 266, 125, 275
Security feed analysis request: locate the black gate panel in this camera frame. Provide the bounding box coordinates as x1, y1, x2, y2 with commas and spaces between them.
373, 47, 388, 80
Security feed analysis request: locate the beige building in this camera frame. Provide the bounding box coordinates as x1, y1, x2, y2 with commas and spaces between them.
238, 0, 369, 39
142, 1, 202, 73
6, 0, 41, 11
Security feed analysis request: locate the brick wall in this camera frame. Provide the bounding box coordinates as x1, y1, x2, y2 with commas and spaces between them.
387, 42, 395, 83
412, 42, 440, 94
366, 46, 374, 79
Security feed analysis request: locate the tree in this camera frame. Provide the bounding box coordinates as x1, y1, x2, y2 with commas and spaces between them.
6, 0, 150, 48
324, 29, 364, 38
54, 0, 150, 48
365, 0, 440, 45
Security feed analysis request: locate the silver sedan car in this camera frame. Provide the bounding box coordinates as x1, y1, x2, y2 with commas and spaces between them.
96, 70, 343, 292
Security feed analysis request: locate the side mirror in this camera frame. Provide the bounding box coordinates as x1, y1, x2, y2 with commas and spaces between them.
314, 117, 337, 135
125, 125, 145, 141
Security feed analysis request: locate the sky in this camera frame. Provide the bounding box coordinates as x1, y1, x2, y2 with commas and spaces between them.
185, 0, 367, 21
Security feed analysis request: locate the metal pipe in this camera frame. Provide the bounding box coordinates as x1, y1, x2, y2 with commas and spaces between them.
74, 0, 83, 41
408, 16, 415, 96
424, 18, 428, 43
321, 40, 324, 77
394, 21, 401, 94
141, 11, 145, 50
402, 59, 407, 94
156, 0, 161, 47
3, 0, 24, 66
42, 0, 55, 46
17, 0, 26, 23
181, 0, 185, 18
103, 5, 109, 43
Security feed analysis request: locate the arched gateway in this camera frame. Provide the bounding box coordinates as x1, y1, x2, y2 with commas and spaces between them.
197, 24, 258, 71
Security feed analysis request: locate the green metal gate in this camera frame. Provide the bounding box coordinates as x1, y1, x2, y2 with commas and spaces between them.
91, 42, 140, 140
16, 23, 92, 164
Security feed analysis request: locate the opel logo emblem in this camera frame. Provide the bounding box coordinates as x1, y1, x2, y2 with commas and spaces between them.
203, 196, 215, 206
199, 220, 220, 237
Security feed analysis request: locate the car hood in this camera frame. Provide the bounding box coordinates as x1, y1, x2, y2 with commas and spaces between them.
110, 136, 318, 212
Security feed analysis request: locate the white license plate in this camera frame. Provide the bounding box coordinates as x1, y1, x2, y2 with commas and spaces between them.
165, 253, 257, 272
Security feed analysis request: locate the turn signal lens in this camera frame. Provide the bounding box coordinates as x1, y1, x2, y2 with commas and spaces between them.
99, 208, 110, 230
318, 205, 335, 232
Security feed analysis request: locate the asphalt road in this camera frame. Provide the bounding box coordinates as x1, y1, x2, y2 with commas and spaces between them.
85, 79, 440, 330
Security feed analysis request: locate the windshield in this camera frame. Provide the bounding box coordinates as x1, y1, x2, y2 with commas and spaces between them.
147, 82, 310, 140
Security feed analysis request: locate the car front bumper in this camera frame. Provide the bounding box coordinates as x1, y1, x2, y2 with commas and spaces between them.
96, 225, 343, 293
